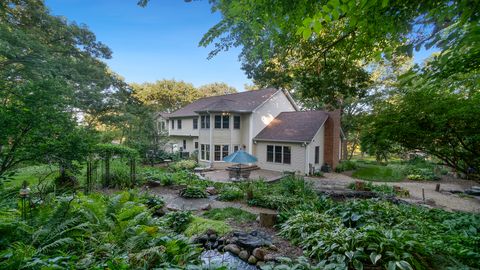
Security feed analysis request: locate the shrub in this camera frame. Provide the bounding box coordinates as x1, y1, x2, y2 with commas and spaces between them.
217, 186, 243, 201
164, 211, 193, 232
179, 186, 207, 199
335, 160, 358, 172
170, 160, 197, 171
203, 207, 256, 223
141, 193, 165, 211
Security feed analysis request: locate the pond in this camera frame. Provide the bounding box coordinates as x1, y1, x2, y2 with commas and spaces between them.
201, 250, 258, 270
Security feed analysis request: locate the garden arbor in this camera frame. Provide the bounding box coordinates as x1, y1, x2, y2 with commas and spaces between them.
87, 144, 138, 191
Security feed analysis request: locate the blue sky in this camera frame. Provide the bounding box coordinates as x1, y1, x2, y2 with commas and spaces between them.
45, 0, 434, 92
45, 0, 251, 91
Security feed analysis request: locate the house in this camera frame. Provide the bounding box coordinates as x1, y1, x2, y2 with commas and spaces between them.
157, 88, 343, 174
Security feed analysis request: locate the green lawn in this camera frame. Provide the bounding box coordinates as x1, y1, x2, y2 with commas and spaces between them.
6, 164, 58, 188
351, 164, 405, 182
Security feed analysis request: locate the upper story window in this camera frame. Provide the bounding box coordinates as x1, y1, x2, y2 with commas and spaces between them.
214, 114, 230, 129
171, 120, 174, 129
266, 145, 291, 164
233, 116, 240, 129
193, 118, 198, 129
222, 115, 229, 129
201, 115, 210, 129
177, 119, 182, 129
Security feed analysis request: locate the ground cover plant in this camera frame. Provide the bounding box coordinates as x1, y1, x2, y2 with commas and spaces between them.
278, 198, 480, 270
203, 207, 256, 223
0, 190, 202, 269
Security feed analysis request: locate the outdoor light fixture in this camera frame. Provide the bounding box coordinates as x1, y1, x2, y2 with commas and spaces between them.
19, 182, 31, 221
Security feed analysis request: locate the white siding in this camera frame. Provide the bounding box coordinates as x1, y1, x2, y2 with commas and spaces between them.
306, 124, 325, 174
254, 142, 306, 175
169, 117, 199, 137
250, 90, 296, 140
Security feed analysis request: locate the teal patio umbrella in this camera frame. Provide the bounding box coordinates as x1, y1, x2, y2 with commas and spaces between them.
223, 150, 258, 164
223, 150, 258, 179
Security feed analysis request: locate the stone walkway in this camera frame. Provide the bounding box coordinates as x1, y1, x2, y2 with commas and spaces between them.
307, 173, 480, 213
145, 186, 277, 215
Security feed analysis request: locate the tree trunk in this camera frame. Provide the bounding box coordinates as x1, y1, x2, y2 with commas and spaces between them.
259, 212, 276, 228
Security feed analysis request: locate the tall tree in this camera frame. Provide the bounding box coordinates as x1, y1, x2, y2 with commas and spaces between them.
0, 0, 117, 179
131, 80, 201, 112
197, 82, 237, 96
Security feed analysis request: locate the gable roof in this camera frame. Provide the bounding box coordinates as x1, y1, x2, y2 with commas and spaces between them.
168, 88, 280, 117
254, 111, 330, 142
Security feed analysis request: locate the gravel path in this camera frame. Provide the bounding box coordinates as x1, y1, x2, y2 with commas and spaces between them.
306, 173, 480, 213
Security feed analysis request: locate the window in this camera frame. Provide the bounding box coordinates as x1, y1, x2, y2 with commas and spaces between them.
171, 120, 174, 129
214, 114, 230, 129
183, 140, 186, 150
233, 116, 240, 129
214, 145, 221, 161
195, 142, 198, 149
315, 146, 320, 164
222, 145, 229, 159
177, 119, 182, 129
234, 145, 239, 152
266, 145, 291, 164
222, 115, 229, 129
283, 146, 291, 164
161, 122, 166, 131
214, 115, 222, 129
201, 144, 210, 160
274, 146, 282, 163
214, 145, 230, 161
267, 145, 274, 162
193, 118, 198, 129
201, 115, 210, 129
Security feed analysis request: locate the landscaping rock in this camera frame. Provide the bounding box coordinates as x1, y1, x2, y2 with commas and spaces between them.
268, 244, 278, 251
239, 250, 250, 261
465, 186, 480, 196
209, 234, 217, 241
194, 234, 208, 244
257, 261, 266, 267
206, 186, 217, 195
248, 255, 257, 264
264, 253, 275, 261
201, 203, 212, 210
233, 230, 272, 251
259, 212, 276, 228
252, 248, 266, 260
217, 244, 224, 251
146, 180, 161, 187
224, 244, 240, 255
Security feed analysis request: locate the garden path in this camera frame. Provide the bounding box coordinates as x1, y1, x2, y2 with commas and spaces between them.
144, 186, 277, 215
307, 173, 480, 213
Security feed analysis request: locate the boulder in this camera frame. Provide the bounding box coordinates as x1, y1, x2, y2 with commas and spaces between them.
252, 248, 266, 261
248, 255, 257, 264
206, 186, 217, 195
268, 244, 278, 251
146, 180, 161, 187
224, 244, 240, 255
194, 234, 208, 244
239, 250, 250, 261
256, 261, 266, 267
233, 231, 272, 251
201, 203, 212, 211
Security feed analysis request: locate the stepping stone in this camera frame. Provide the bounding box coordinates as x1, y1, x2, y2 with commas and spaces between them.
166, 197, 212, 211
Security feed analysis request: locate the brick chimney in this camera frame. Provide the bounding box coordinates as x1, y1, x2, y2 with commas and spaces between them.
323, 109, 341, 170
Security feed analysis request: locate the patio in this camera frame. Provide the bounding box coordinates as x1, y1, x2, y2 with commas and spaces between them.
199, 169, 284, 183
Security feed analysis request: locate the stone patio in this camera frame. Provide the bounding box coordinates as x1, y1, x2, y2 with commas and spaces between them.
199, 169, 283, 183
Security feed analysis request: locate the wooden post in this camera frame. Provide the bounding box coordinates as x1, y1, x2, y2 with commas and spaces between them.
259, 212, 276, 228
422, 188, 425, 202
435, 184, 440, 192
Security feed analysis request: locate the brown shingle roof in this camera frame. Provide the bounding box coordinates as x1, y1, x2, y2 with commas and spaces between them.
169, 88, 279, 117
254, 111, 330, 142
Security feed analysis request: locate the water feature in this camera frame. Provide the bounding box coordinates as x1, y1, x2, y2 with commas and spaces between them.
201, 250, 258, 270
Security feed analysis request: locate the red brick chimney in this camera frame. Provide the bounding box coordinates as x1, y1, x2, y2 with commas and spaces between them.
323, 109, 341, 170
